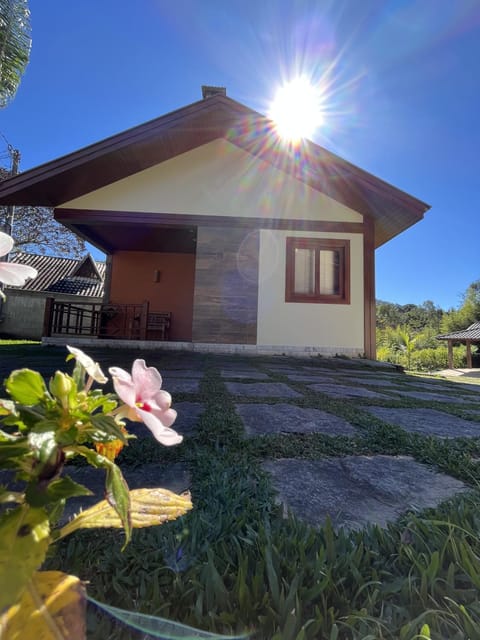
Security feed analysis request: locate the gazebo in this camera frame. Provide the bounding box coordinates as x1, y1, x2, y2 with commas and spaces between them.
436, 321, 480, 369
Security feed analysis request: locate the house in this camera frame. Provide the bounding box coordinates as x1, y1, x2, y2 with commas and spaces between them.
0, 253, 105, 339
0, 87, 430, 357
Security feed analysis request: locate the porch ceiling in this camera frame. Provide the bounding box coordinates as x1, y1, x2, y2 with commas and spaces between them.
67, 221, 197, 253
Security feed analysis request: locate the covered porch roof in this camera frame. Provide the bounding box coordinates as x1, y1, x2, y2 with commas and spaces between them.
0, 92, 430, 250
437, 322, 480, 369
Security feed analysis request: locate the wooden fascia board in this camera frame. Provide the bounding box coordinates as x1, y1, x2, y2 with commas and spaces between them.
55, 208, 366, 234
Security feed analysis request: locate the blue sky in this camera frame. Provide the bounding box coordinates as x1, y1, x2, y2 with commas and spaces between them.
1, 0, 479, 310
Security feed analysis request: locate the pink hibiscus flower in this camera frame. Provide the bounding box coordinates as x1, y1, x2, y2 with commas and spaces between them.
0, 232, 37, 297
109, 359, 181, 446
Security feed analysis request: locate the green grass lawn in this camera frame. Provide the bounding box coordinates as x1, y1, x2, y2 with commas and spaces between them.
3, 345, 480, 639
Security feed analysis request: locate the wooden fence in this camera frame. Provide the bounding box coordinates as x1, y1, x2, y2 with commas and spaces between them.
43, 298, 171, 341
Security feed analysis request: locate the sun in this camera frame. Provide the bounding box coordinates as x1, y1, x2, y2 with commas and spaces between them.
269, 76, 324, 143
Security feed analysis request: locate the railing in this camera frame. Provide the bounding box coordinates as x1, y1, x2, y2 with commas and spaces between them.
43, 299, 171, 341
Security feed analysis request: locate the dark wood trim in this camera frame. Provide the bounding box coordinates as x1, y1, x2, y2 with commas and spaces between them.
285, 237, 351, 305
43, 297, 54, 337
103, 254, 113, 302
363, 216, 376, 359
56, 207, 366, 234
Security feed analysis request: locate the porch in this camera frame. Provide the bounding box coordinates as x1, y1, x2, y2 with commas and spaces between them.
43, 298, 172, 341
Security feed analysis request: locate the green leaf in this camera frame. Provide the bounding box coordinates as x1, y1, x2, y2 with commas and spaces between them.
0, 505, 50, 610
90, 414, 127, 442
419, 623, 431, 638
85, 390, 117, 414
0, 438, 30, 462
105, 463, 131, 547
28, 430, 57, 464
66, 445, 132, 545
6, 369, 48, 405
0, 487, 23, 504
88, 595, 250, 639
0, 399, 17, 416
26, 475, 92, 508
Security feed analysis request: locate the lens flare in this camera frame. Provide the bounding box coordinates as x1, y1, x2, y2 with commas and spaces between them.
269, 76, 324, 143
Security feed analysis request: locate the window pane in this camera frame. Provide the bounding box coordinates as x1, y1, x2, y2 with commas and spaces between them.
319, 249, 340, 295
294, 247, 315, 294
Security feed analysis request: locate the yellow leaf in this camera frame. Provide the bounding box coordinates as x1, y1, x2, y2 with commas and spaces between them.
59, 488, 192, 538
0, 570, 86, 640
0, 505, 50, 610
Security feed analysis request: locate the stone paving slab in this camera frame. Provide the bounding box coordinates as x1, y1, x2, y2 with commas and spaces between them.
235, 403, 357, 437
161, 369, 204, 378
283, 374, 338, 383
402, 380, 464, 393
263, 456, 466, 530
341, 377, 404, 388
220, 369, 271, 380
225, 382, 302, 398
307, 383, 391, 400
449, 383, 480, 393
162, 378, 200, 394
364, 407, 480, 438
393, 390, 471, 404
264, 366, 307, 376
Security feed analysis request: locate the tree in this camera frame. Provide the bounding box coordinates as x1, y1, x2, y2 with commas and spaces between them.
440, 280, 480, 333
0, 0, 31, 107
0, 166, 86, 257
391, 327, 417, 370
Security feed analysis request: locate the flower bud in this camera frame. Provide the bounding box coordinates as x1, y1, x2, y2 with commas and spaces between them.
50, 371, 74, 409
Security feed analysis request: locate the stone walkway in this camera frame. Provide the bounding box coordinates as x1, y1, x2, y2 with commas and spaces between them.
2, 346, 479, 531
221, 359, 478, 528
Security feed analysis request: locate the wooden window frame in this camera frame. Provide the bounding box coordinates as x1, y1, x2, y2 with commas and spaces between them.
285, 237, 351, 304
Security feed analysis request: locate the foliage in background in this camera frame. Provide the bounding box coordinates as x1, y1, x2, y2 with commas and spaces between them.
376, 280, 480, 370
0, 0, 30, 108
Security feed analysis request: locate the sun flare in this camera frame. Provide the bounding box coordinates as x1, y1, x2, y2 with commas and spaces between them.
269, 77, 324, 143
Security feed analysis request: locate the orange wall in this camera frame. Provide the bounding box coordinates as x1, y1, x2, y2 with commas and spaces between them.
109, 251, 196, 341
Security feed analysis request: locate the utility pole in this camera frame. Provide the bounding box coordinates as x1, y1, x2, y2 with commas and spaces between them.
0, 146, 20, 315
5, 145, 20, 239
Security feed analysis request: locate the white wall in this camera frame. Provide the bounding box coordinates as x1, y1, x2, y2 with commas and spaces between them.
256, 230, 364, 353
60, 139, 362, 224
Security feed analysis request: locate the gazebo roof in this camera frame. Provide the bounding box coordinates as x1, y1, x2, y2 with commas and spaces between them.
437, 322, 480, 341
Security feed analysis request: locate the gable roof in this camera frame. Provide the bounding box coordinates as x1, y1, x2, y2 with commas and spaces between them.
437, 322, 480, 342
0, 93, 430, 248
8, 252, 105, 297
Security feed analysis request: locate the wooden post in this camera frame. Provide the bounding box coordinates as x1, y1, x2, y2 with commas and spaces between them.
466, 340, 472, 368
43, 297, 54, 337
448, 340, 453, 369
139, 300, 149, 340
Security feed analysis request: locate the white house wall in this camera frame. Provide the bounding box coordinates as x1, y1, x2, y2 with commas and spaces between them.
59, 139, 363, 224
257, 230, 364, 354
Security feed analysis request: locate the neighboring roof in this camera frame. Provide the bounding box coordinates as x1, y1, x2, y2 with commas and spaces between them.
437, 322, 480, 341
8, 253, 105, 297
0, 93, 430, 248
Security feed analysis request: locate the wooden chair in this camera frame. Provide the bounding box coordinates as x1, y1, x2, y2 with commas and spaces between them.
146, 312, 171, 340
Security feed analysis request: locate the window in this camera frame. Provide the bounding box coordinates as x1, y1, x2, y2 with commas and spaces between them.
285, 237, 350, 304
